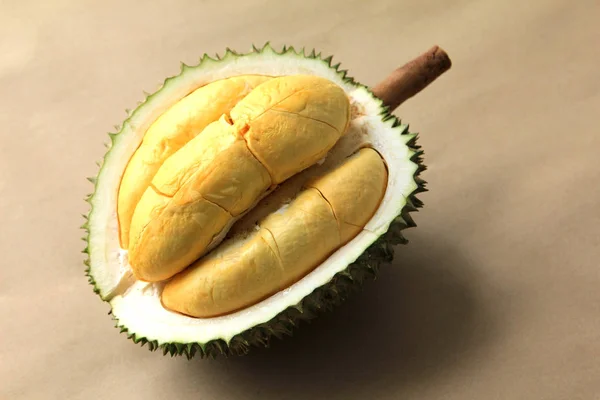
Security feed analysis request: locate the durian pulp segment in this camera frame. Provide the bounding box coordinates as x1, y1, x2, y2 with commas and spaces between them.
88, 49, 419, 345
126, 75, 350, 283
117, 75, 272, 249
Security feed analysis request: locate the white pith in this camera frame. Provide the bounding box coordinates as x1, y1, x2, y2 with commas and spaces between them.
88, 48, 419, 345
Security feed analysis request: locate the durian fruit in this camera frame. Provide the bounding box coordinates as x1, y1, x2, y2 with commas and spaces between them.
83, 43, 431, 359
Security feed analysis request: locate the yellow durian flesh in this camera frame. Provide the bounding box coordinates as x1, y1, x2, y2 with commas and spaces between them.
306, 147, 389, 243
123, 75, 351, 283
230, 75, 351, 183
161, 147, 388, 318
117, 75, 272, 249
128, 117, 272, 282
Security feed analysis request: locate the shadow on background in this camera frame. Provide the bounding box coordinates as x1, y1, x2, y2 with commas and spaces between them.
181, 233, 499, 398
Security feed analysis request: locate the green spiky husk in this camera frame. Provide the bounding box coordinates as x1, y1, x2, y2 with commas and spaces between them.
81, 43, 426, 359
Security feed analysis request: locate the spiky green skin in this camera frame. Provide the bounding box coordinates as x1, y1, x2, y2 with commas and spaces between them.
81, 43, 426, 359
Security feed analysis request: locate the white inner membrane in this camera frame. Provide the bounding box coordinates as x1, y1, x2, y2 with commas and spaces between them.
88, 49, 419, 344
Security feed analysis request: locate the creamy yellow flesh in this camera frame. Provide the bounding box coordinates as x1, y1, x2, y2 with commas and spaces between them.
117, 73, 388, 318
122, 75, 351, 282
161, 148, 388, 317
117, 75, 272, 249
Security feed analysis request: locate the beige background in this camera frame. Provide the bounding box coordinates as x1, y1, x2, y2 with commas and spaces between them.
2, 0, 599, 399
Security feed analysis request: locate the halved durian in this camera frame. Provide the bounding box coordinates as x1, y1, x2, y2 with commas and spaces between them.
82, 44, 439, 358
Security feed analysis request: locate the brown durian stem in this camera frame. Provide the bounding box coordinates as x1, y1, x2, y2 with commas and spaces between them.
372, 45, 452, 112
